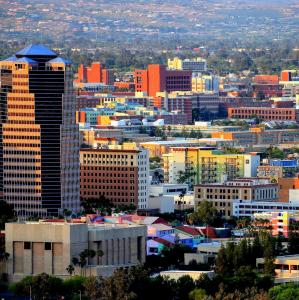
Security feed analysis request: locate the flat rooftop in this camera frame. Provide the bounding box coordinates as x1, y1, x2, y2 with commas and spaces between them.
10, 221, 144, 230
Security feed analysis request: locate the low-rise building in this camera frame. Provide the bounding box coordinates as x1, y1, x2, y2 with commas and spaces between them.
141, 138, 234, 158
212, 127, 299, 147
253, 211, 299, 237
194, 178, 278, 218
147, 237, 174, 255
233, 199, 299, 218
228, 107, 297, 121
5, 221, 147, 281
257, 255, 299, 283
147, 224, 174, 238
160, 270, 214, 281
148, 183, 194, 212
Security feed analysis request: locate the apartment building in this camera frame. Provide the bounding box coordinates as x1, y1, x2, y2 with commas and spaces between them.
5, 221, 146, 281
80, 144, 149, 209
194, 178, 278, 218
233, 200, 299, 218
163, 147, 260, 185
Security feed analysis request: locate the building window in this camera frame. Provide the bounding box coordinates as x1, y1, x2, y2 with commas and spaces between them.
24, 242, 31, 250
45, 242, 52, 250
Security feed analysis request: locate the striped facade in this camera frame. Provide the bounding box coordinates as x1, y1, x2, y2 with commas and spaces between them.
0, 45, 80, 217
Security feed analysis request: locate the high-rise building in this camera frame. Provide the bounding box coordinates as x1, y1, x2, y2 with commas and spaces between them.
80, 144, 149, 209
153, 91, 220, 124
134, 64, 192, 97
0, 44, 80, 217
77, 62, 115, 85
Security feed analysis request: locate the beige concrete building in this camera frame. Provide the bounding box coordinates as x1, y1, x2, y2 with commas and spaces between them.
257, 255, 299, 283
194, 178, 278, 218
5, 221, 147, 281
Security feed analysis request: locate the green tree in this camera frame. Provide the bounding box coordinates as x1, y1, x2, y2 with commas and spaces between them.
63, 276, 86, 298
10, 273, 64, 300
175, 275, 195, 300
0, 200, 15, 230
269, 283, 299, 300
263, 241, 275, 276
161, 243, 193, 268
84, 276, 102, 300
189, 288, 207, 300
215, 245, 229, 275
266, 147, 285, 159
188, 200, 219, 226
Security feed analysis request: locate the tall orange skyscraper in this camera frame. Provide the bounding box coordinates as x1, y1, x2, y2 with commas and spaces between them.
0, 44, 80, 217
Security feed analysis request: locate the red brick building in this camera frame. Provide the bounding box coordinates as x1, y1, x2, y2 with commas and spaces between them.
252, 75, 283, 98
228, 107, 297, 121
80, 147, 149, 209
134, 64, 192, 97
77, 62, 114, 85
153, 92, 219, 124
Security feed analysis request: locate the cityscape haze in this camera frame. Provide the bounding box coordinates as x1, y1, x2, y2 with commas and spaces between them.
1, 1, 299, 299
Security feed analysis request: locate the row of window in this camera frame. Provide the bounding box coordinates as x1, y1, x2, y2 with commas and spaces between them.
81, 174, 135, 179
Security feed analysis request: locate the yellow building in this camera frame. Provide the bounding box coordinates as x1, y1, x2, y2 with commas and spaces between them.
167, 57, 207, 72
192, 76, 205, 93
163, 147, 260, 185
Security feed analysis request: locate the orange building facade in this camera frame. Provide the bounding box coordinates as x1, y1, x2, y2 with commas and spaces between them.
77, 62, 114, 85
134, 64, 192, 97
278, 178, 299, 202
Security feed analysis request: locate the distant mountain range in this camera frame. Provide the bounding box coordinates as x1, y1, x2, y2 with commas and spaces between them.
1, 0, 299, 48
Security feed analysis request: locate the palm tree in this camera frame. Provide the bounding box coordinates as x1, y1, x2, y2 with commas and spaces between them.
96, 249, 104, 265
72, 257, 79, 266
71, 257, 79, 275
66, 264, 75, 276
179, 190, 186, 223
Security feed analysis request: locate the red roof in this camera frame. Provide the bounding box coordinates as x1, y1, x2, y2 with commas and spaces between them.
198, 227, 217, 239
153, 237, 174, 248
175, 226, 202, 236
94, 137, 117, 141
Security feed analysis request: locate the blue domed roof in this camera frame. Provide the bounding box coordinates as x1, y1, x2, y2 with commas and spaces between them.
1, 56, 18, 62
16, 44, 57, 57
